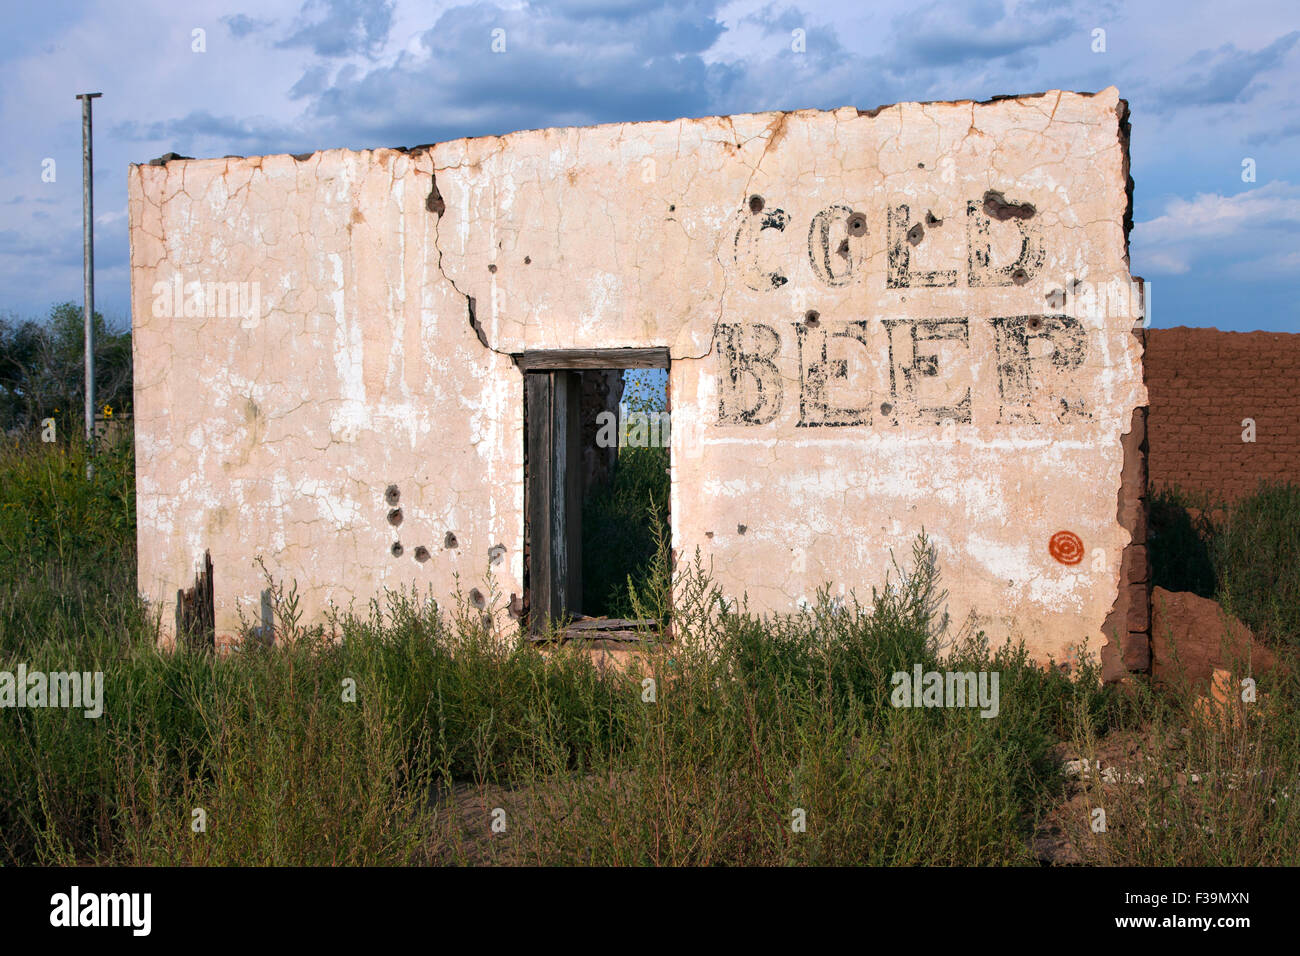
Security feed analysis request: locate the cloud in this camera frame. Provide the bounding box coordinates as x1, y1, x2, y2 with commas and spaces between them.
111, 110, 308, 157
289, 64, 331, 99
1135, 180, 1300, 243
1155, 30, 1299, 109
222, 13, 275, 39
298, 2, 731, 147
275, 0, 396, 58
890, 0, 1075, 68
1247, 117, 1300, 146
1132, 180, 1300, 276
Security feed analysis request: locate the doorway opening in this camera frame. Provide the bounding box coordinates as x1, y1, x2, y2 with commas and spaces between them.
519, 348, 670, 637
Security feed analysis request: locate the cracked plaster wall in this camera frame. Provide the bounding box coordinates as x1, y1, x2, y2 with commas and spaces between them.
128, 86, 1145, 665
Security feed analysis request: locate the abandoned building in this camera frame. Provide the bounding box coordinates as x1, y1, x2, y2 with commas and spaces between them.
127, 86, 1150, 680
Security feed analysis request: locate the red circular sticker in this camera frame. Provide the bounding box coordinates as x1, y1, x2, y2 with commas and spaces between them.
1049, 531, 1084, 565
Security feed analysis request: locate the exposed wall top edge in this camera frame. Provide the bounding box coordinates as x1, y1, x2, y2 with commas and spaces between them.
130, 86, 1121, 169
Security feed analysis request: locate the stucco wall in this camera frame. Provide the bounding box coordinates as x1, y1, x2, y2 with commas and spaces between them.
128, 87, 1146, 667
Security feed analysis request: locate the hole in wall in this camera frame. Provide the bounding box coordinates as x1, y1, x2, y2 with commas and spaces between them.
384, 484, 400, 506
387, 508, 403, 527
444, 531, 458, 549
748, 194, 765, 213
414, 546, 430, 562
391, 542, 404, 557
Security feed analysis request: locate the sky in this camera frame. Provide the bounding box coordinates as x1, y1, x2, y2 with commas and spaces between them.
2, 0, 1297, 332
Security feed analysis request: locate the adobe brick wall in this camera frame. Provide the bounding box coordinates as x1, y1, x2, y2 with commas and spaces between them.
1146, 327, 1300, 501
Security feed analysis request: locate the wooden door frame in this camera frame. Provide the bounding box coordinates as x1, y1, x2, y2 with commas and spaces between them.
518, 348, 670, 633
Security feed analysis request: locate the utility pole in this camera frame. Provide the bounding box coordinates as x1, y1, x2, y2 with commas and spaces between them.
76, 91, 101, 478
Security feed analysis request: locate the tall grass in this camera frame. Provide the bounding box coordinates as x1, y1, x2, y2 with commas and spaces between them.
581, 443, 670, 618
2, 433, 1298, 865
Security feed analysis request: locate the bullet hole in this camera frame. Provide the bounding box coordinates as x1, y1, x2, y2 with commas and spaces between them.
488, 263, 497, 273
748, 194, 765, 214
737, 524, 747, 535
469, 588, 486, 610
907, 222, 925, 246
414, 546, 430, 562
444, 531, 458, 549
847, 212, 867, 236
837, 238, 851, 257
917, 162, 925, 168
705, 531, 714, 539
391, 542, 404, 558
507, 593, 524, 620
669, 204, 676, 212
524, 256, 531, 264
488, 544, 506, 565
1011, 268, 1029, 286
982, 189, 1036, 221
804, 310, 820, 326
925, 210, 943, 227
387, 508, 403, 527
880, 401, 894, 416
1046, 288, 1067, 309
1028, 316, 1043, 331
384, 484, 400, 505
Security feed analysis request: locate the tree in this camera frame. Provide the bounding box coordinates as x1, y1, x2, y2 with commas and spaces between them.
0, 302, 133, 435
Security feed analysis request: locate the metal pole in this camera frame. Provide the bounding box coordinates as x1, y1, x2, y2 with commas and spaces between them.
76, 92, 100, 478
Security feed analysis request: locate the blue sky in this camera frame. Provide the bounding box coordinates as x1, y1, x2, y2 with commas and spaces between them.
2, 0, 1297, 331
